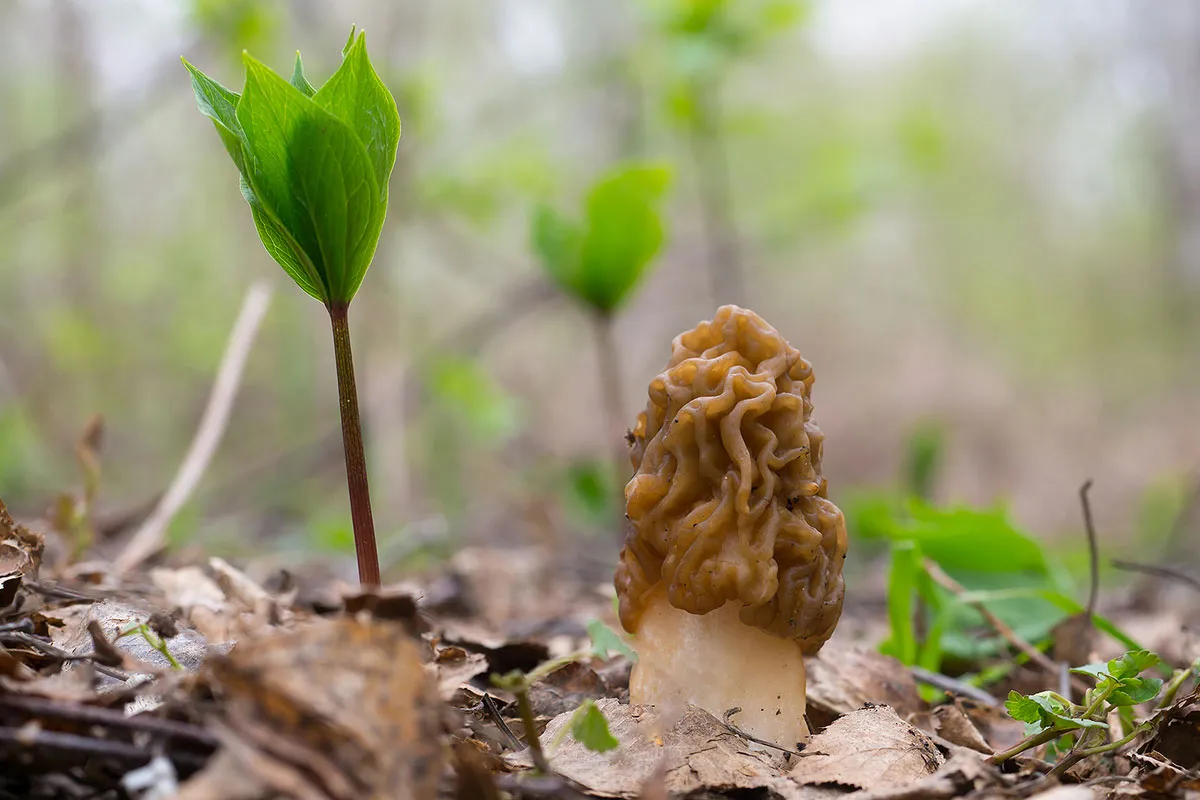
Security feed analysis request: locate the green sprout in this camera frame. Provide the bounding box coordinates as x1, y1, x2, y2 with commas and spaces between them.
990, 650, 1199, 777
183, 28, 401, 585
531, 164, 671, 524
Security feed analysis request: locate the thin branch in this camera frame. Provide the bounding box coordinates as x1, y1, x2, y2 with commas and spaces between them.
113, 281, 272, 575
0, 694, 217, 748
721, 708, 805, 756
0, 631, 129, 681
1111, 559, 1200, 594
1079, 479, 1100, 617
0, 725, 210, 771
923, 559, 1063, 677
480, 693, 524, 751
909, 666, 1000, 707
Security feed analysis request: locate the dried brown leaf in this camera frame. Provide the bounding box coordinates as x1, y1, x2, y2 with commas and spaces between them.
806, 642, 925, 730
195, 616, 444, 800
507, 699, 815, 799
432, 645, 488, 701
792, 704, 944, 790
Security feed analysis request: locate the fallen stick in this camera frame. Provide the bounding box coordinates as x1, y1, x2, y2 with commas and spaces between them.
922, 558, 1064, 678
113, 281, 272, 575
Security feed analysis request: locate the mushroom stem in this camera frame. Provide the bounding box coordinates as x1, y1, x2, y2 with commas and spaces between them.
629, 586, 809, 749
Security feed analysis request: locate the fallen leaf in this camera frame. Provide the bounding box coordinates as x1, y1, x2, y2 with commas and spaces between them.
792, 704, 944, 790
806, 642, 926, 730
507, 699, 812, 799
432, 645, 488, 701
0, 499, 43, 611
528, 660, 608, 718
186, 616, 444, 800
931, 703, 993, 754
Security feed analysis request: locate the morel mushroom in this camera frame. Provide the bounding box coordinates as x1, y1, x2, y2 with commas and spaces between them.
614, 305, 848, 749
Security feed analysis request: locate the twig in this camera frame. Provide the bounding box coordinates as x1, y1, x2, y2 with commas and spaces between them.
1111, 559, 1200, 594
480, 693, 524, 751
720, 708, 805, 756
0, 725, 210, 771
0, 631, 129, 681
923, 559, 1062, 677
114, 281, 272, 575
494, 773, 592, 800
0, 694, 218, 748
514, 685, 551, 774
908, 666, 1000, 707
1079, 480, 1099, 618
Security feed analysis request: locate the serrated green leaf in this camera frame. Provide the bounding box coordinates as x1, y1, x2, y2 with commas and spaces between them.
1004, 691, 1048, 728
1110, 677, 1163, 706
313, 31, 401, 193
290, 52, 316, 96
586, 619, 637, 662
1109, 650, 1160, 680
237, 53, 384, 304
571, 701, 619, 752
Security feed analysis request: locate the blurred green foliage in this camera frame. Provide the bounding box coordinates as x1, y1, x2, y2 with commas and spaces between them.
533, 163, 672, 315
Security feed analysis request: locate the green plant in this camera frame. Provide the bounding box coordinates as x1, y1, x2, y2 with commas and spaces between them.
872, 499, 1154, 679
183, 29, 401, 585
991, 651, 1199, 777
532, 163, 671, 520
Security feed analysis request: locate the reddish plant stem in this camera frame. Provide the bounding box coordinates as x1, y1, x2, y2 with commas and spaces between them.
328, 303, 380, 586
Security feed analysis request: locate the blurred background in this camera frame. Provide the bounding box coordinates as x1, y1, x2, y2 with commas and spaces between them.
0, 0, 1197, 581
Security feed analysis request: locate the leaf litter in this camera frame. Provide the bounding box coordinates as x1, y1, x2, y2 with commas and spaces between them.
2, 512, 1200, 799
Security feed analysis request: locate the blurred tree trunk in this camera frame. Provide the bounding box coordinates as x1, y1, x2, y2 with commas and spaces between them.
54, 0, 100, 308
1143, 3, 1200, 325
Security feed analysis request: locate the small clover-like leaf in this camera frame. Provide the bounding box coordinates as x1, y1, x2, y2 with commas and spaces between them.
570, 700, 619, 753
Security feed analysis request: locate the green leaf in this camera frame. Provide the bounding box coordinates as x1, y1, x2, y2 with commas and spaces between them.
184, 33, 400, 307
1109, 677, 1163, 706
532, 204, 583, 284
586, 619, 637, 662
533, 163, 671, 315
570, 701, 619, 752
578, 164, 671, 313
1005, 690, 1049, 729
1108, 650, 1160, 680
313, 30, 401, 193
290, 52, 316, 96
1005, 691, 1107, 734
238, 53, 385, 304
878, 540, 921, 665
182, 58, 246, 172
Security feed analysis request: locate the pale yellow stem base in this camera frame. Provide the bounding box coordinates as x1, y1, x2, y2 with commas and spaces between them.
628, 587, 809, 749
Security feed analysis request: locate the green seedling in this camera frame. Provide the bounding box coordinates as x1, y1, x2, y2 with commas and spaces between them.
183, 29, 401, 585
532, 164, 671, 523
116, 621, 182, 670
990, 650, 1199, 777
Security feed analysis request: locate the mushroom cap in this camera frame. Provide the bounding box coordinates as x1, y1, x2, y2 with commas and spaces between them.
615, 305, 847, 654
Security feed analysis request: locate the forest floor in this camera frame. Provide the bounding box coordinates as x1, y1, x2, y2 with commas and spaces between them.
1, 498, 1199, 800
